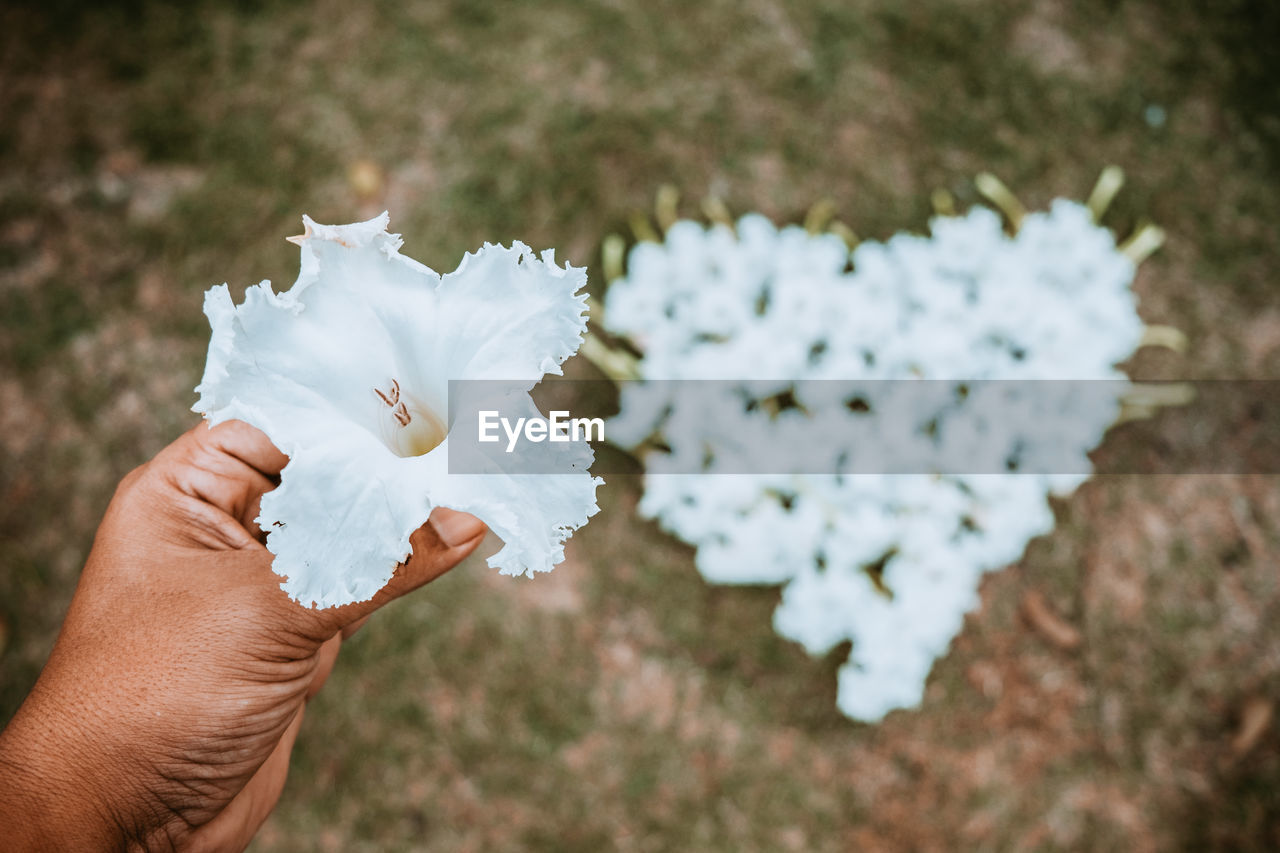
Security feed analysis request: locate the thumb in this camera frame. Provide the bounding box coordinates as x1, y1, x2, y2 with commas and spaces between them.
295, 508, 487, 636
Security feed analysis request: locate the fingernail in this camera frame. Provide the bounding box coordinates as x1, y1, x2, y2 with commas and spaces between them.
429, 507, 486, 547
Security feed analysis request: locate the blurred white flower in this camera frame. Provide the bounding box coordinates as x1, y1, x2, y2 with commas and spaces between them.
195, 213, 601, 609
604, 201, 1145, 722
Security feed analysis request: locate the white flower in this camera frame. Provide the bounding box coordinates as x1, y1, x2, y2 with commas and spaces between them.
194, 213, 602, 609
603, 201, 1146, 721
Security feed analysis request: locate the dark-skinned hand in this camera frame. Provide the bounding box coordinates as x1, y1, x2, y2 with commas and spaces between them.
0, 420, 486, 852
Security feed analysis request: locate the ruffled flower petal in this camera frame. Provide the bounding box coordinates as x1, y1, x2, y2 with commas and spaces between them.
194, 213, 600, 608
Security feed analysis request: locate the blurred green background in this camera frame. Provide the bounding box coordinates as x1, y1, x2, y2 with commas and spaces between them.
3, 0, 1280, 849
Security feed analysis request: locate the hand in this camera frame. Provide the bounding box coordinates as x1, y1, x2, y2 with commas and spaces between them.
0, 420, 486, 852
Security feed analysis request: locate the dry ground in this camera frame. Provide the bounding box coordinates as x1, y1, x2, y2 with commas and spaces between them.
2, 0, 1279, 849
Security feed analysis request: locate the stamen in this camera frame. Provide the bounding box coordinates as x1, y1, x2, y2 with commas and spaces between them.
374, 378, 403, 409
373, 377, 441, 456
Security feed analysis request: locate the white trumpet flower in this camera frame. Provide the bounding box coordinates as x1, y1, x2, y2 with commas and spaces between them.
194, 213, 601, 609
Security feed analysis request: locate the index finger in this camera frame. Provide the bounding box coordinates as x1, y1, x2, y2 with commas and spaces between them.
141, 420, 290, 547
199, 418, 290, 479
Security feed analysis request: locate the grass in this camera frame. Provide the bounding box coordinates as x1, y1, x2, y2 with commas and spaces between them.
2, 0, 1280, 848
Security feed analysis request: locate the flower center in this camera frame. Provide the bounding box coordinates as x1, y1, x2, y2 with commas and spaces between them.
373, 378, 447, 457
